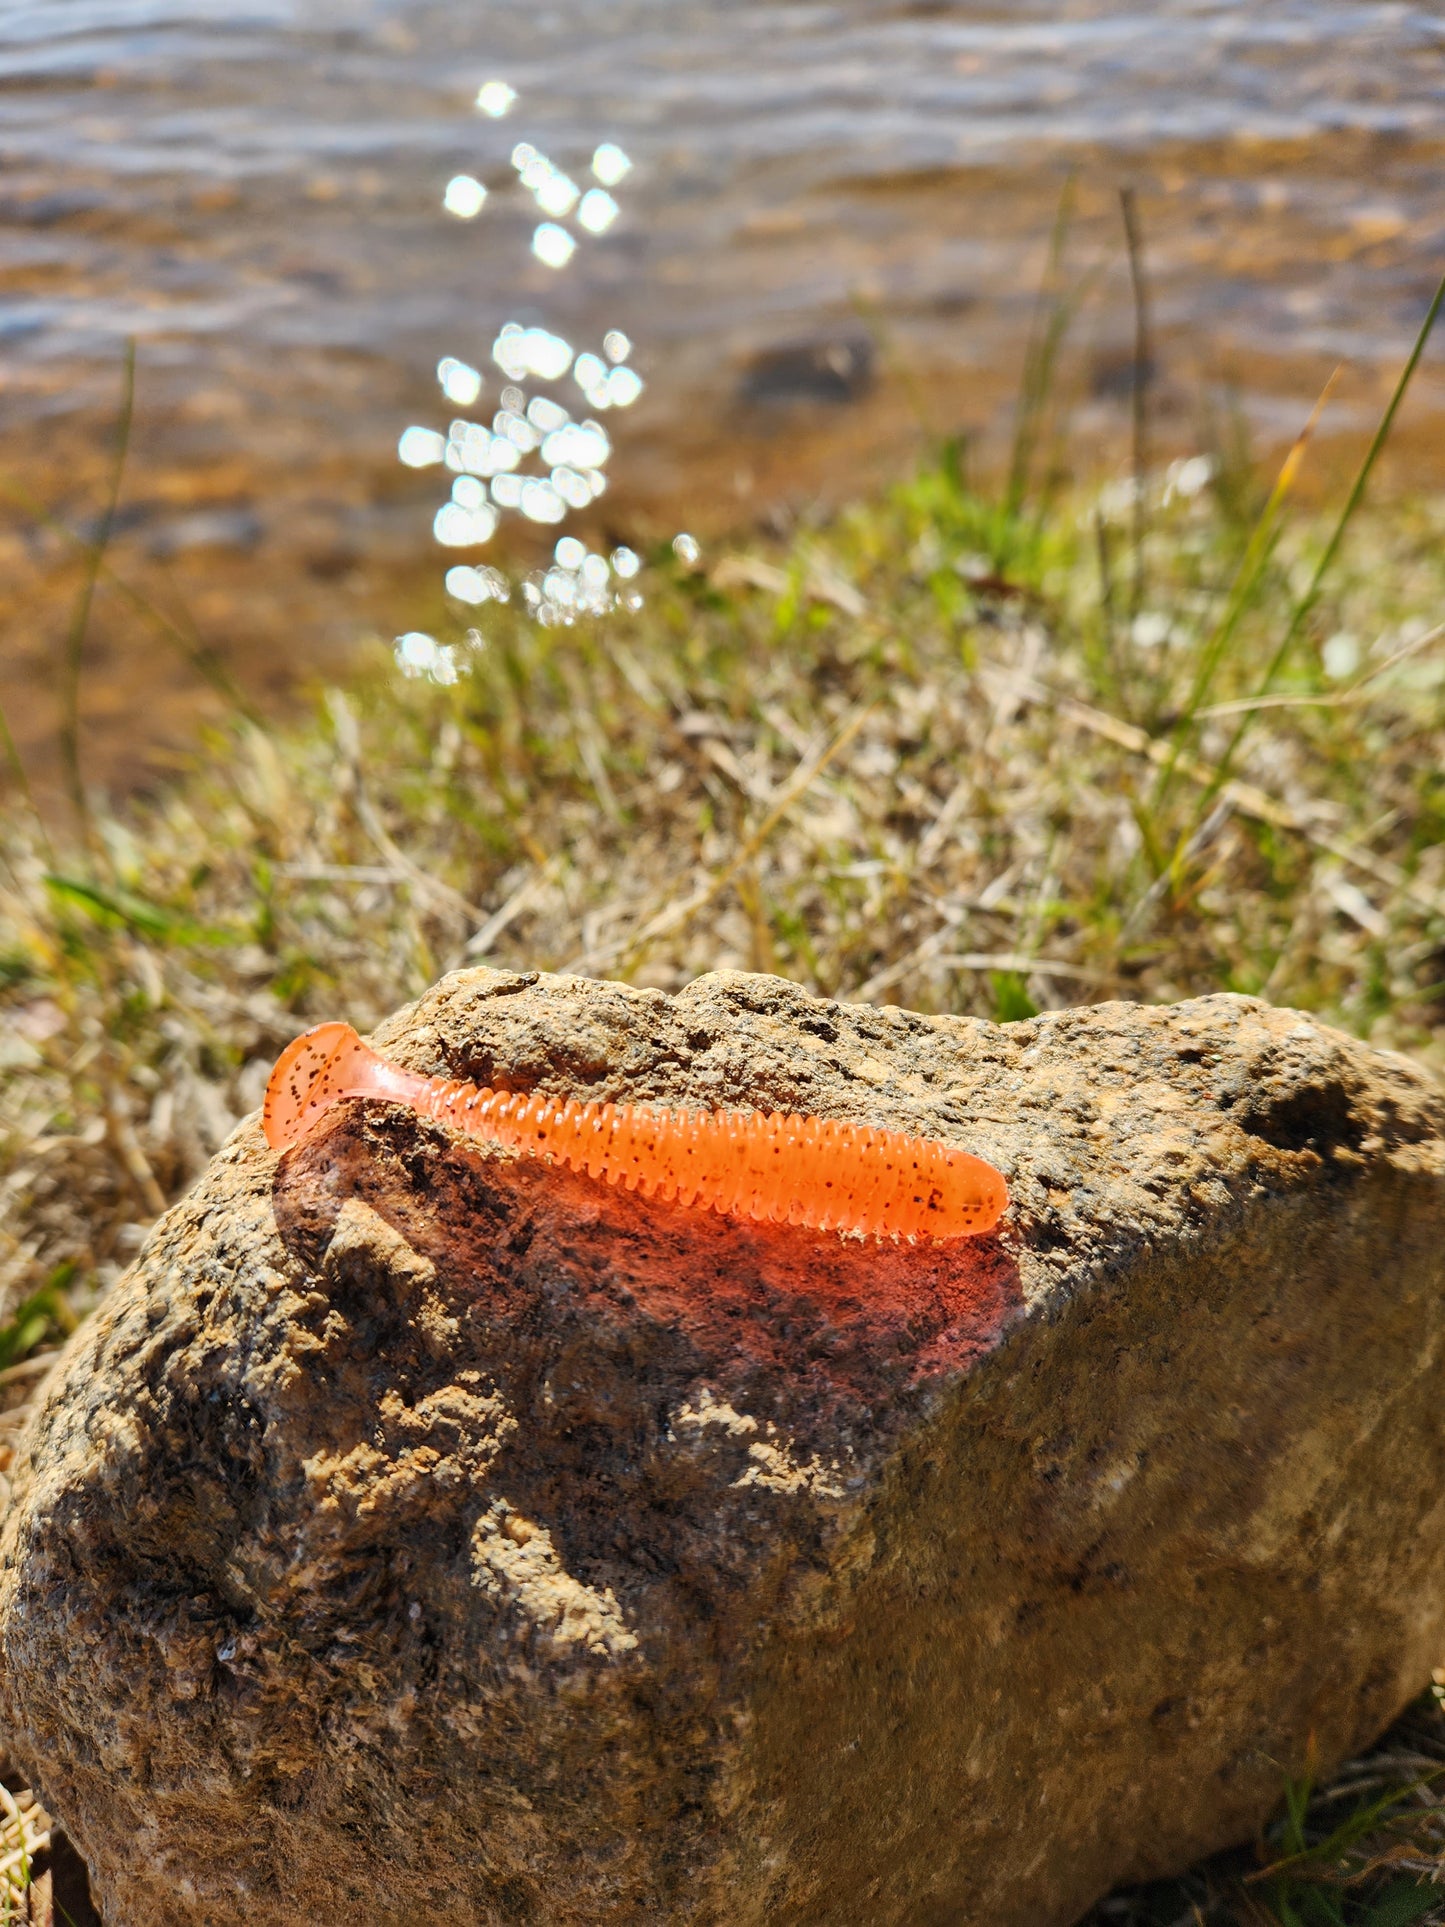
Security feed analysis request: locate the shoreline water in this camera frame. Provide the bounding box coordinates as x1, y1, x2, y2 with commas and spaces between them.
3, 1, 1443, 790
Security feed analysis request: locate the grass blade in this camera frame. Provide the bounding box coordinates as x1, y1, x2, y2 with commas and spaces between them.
0, 473, 256, 722
0, 690, 53, 870
1191, 265, 1445, 826
1120, 186, 1153, 622
1005, 175, 1079, 531
57, 340, 137, 846
1149, 369, 1340, 819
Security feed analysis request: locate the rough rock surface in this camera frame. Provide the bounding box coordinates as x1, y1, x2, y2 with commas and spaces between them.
2, 971, 1444, 1927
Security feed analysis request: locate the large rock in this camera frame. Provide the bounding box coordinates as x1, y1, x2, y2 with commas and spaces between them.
1, 971, 1443, 1926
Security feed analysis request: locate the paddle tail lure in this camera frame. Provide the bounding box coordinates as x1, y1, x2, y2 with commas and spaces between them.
263, 1022, 1007, 1241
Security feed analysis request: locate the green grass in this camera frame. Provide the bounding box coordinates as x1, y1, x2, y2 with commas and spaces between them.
1086, 1689, 1445, 1924
1, 281, 1444, 1919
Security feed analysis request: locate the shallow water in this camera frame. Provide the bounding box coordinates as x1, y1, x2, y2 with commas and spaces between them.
2, 0, 1443, 787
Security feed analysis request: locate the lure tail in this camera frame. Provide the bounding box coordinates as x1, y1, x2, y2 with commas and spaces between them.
262, 1022, 431, 1150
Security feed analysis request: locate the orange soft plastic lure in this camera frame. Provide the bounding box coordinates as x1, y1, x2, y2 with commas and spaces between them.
263, 1022, 1007, 1241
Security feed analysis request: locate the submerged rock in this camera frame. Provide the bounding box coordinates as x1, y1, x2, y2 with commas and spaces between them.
1, 971, 1442, 1926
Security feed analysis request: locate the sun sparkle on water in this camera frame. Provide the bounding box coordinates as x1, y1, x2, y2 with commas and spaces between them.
396, 91, 692, 672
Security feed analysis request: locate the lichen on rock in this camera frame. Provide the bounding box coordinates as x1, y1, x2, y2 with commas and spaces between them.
0, 969, 1442, 1925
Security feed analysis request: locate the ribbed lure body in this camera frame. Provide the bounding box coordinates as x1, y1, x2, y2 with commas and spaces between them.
263, 1022, 1007, 1241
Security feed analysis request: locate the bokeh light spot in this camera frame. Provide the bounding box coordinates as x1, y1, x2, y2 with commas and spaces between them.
532, 223, 577, 268
476, 80, 516, 118
442, 175, 487, 219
